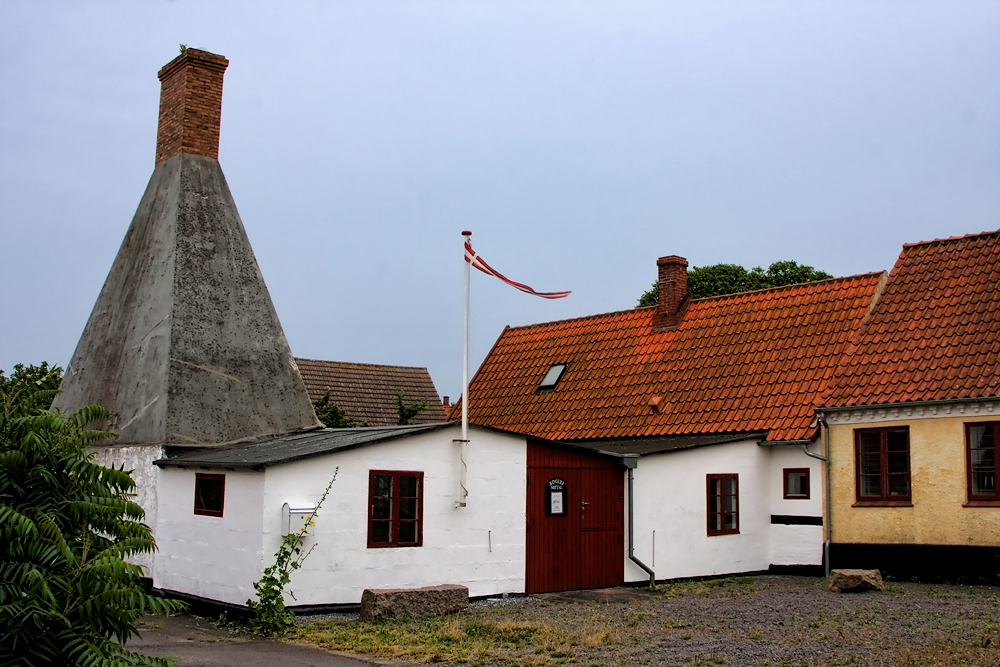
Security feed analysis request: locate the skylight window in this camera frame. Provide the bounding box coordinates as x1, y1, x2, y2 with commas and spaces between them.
537, 363, 568, 392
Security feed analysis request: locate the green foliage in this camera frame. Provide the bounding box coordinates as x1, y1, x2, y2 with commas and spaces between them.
395, 391, 429, 426
637, 261, 833, 305
179, 44, 187, 53
0, 362, 62, 414
312, 389, 368, 428
0, 385, 186, 666
246, 470, 338, 636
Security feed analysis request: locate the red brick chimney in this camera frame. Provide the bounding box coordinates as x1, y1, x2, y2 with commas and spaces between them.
652, 255, 689, 331
155, 49, 229, 164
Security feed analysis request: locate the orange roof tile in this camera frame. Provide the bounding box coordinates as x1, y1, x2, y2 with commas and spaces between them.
455, 273, 884, 442
824, 230, 1000, 407
295, 358, 447, 426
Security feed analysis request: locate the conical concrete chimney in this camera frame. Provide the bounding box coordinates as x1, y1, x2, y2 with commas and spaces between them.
54, 49, 321, 447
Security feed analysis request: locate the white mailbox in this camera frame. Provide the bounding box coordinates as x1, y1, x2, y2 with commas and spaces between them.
281, 503, 317, 537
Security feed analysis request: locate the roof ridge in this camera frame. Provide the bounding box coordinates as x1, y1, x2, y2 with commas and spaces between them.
901, 229, 1000, 250
294, 357, 430, 372
690, 271, 885, 303
505, 306, 649, 332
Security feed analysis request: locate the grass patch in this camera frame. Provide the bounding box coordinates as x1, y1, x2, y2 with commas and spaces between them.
652, 576, 756, 598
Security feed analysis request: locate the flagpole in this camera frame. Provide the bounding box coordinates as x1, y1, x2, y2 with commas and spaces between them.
457, 230, 472, 508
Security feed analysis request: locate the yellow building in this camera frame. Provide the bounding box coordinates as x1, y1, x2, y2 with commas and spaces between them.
818, 230, 1000, 582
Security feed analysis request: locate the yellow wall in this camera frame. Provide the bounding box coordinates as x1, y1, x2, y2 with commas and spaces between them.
828, 415, 1000, 546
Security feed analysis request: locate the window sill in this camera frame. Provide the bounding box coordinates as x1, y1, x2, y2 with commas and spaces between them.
852, 500, 913, 507
963, 500, 1000, 507
707, 529, 740, 536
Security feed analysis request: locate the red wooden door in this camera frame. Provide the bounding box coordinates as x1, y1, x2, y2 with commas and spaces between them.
526, 442, 624, 594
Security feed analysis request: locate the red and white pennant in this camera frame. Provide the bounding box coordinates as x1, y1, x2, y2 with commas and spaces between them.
464, 239, 571, 299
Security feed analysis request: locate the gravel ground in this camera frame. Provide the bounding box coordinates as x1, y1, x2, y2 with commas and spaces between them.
502, 576, 1000, 666
291, 575, 1000, 666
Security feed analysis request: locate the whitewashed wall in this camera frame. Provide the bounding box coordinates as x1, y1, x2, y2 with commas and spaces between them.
260, 426, 527, 606
625, 439, 771, 583
155, 468, 265, 605
767, 445, 824, 566
91, 444, 164, 574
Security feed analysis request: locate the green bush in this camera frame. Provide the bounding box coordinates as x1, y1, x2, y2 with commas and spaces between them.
0, 382, 185, 666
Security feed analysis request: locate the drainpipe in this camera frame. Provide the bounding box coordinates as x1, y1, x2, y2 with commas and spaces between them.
624, 457, 655, 587
801, 422, 832, 577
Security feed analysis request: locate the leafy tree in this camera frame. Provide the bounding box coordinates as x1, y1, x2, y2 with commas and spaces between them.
312, 389, 368, 428
0, 385, 185, 666
637, 261, 833, 305
0, 362, 63, 411
395, 391, 429, 426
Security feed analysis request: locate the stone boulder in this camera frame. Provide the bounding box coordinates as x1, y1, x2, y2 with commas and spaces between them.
359, 584, 469, 621
825, 569, 885, 593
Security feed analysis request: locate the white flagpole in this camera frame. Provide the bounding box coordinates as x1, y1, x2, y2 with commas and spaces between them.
456, 230, 471, 508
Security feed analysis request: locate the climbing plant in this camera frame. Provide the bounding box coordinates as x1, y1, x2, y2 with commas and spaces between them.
246, 469, 338, 636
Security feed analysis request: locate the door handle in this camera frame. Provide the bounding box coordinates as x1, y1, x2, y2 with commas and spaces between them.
581, 501, 589, 509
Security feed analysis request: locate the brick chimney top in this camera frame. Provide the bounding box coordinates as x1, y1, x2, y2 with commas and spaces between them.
155, 49, 229, 164
652, 255, 689, 331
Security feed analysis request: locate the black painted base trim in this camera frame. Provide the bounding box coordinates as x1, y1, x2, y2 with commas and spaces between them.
768, 564, 824, 577
771, 515, 823, 526
830, 543, 1000, 584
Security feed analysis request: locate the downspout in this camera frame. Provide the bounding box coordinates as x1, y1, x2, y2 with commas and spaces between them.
624, 457, 655, 587
801, 420, 832, 577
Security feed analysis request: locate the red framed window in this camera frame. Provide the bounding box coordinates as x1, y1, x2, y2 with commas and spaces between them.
707, 474, 739, 535
967, 422, 998, 501
368, 470, 423, 548
194, 473, 225, 517
855, 427, 911, 502
783, 468, 810, 499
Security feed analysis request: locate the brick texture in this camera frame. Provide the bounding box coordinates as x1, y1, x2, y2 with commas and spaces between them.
155, 49, 229, 164
652, 255, 689, 330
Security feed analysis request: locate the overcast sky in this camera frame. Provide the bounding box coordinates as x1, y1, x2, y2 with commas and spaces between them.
2, 1, 998, 401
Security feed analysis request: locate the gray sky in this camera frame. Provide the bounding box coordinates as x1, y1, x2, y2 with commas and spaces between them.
2, 1, 998, 401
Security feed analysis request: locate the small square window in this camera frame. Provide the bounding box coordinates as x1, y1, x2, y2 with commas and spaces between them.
537, 363, 568, 392
194, 473, 225, 517
783, 468, 810, 499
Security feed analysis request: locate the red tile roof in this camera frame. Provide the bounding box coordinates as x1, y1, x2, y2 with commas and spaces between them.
455, 273, 885, 442
294, 358, 446, 426
824, 230, 1000, 407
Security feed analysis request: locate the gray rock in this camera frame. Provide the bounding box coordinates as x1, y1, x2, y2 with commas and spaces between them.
825, 569, 885, 593
359, 584, 469, 621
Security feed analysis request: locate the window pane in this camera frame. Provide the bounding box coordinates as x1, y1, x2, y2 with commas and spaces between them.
860, 475, 881, 497
709, 513, 721, 531
398, 521, 417, 544
860, 432, 880, 452
725, 478, 737, 495
725, 495, 737, 513
371, 521, 391, 543
887, 474, 910, 496
708, 478, 721, 496
195, 476, 224, 514
886, 430, 908, 452
372, 497, 391, 520
708, 495, 721, 514
374, 475, 393, 497
400, 498, 418, 520
971, 447, 995, 472
787, 471, 807, 496
972, 473, 996, 496
725, 512, 737, 530
399, 476, 418, 497
887, 450, 909, 474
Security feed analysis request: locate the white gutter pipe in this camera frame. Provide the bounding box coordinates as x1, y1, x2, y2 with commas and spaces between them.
800, 427, 832, 577
624, 457, 655, 587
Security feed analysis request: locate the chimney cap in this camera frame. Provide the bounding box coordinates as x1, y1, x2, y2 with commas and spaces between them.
158, 48, 229, 82
657, 255, 688, 267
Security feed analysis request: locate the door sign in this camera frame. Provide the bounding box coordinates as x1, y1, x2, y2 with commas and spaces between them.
547, 478, 567, 516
